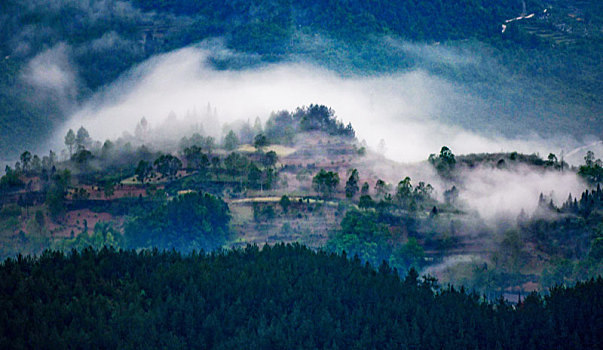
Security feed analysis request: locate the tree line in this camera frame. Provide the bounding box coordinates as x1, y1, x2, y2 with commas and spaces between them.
0, 244, 600, 349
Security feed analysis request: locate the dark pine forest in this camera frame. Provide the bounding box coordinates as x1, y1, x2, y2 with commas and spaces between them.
1, 245, 601, 349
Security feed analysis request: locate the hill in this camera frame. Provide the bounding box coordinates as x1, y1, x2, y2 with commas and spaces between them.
0, 105, 601, 294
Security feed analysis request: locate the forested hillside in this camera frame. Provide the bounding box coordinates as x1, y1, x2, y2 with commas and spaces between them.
1, 2, 602, 347
1, 245, 601, 349
1, 0, 601, 158
1, 106, 601, 295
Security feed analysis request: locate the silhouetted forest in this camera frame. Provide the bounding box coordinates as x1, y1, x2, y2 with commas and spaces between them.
0, 245, 601, 349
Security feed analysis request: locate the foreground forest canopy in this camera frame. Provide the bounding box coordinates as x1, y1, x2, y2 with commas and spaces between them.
0, 245, 601, 349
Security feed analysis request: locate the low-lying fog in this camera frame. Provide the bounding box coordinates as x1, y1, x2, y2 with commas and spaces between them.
59, 43, 588, 162
53, 41, 594, 219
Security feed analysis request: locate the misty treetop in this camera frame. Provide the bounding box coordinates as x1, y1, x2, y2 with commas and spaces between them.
579, 150, 603, 184
265, 104, 355, 145
429, 146, 456, 177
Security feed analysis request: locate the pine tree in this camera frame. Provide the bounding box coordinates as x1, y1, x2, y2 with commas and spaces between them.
64, 129, 75, 156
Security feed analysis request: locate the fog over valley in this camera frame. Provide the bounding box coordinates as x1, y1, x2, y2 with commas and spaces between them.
1, 2, 602, 344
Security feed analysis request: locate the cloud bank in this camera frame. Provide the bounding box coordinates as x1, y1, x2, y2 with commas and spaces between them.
57, 43, 589, 218
61, 44, 581, 163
